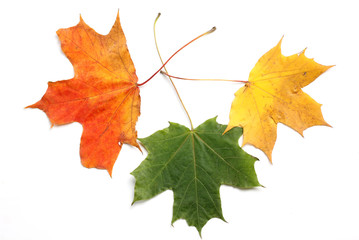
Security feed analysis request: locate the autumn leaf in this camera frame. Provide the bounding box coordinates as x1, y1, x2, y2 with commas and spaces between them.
27, 12, 140, 176
224, 38, 332, 162
132, 117, 260, 234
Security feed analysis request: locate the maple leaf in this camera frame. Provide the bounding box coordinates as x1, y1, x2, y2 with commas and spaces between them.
27, 12, 140, 176
224, 38, 332, 162
132, 117, 260, 234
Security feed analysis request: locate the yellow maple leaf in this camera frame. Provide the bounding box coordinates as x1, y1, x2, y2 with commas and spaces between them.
224, 38, 333, 162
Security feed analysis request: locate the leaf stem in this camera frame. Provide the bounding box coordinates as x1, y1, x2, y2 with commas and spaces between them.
137, 16, 216, 87
160, 71, 248, 83
152, 13, 199, 130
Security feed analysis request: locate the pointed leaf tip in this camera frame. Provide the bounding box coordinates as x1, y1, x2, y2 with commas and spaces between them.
79, 14, 84, 22
277, 35, 284, 47
116, 9, 120, 19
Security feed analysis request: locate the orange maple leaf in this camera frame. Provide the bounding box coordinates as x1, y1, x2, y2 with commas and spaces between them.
27, 12, 140, 176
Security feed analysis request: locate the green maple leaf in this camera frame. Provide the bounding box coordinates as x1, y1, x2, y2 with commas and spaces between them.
131, 117, 261, 234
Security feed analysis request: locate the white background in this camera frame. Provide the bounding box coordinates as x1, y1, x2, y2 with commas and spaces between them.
1, 0, 358, 239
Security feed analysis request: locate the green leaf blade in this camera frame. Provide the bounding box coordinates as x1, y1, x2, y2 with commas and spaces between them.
132, 122, 191, 202
131, 117, 261, 234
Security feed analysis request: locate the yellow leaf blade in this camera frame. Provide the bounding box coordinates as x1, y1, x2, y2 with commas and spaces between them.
226, 38, 332, 162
